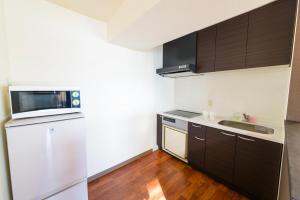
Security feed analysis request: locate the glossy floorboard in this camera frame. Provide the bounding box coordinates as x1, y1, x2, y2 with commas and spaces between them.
88, 150, 248, 200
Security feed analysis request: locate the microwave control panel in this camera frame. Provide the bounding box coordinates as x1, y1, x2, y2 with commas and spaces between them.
71, 91, 81, 108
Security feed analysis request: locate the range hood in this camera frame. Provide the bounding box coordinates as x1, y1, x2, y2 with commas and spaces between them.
156, 64, 197, 77
156, 32, 197, 78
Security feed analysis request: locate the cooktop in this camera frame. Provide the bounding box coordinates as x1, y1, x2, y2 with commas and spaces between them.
164, 110, 202, 118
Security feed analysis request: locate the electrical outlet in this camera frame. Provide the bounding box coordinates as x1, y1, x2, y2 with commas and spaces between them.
208, 99, 213, 107
6, 78, 10, 85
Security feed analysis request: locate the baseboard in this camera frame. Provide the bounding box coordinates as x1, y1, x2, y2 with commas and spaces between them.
87, 149, 153, 183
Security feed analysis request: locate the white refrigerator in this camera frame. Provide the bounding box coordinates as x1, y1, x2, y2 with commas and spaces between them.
5, 113, 88, 200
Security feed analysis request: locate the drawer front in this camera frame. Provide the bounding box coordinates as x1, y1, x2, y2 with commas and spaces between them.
234, 135, 283, 200
205, 127, 236, 183
189, 122, 205, 138
188, 123, 206, 169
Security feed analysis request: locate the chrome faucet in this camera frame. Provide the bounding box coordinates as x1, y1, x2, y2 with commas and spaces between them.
243, 113, 250, 122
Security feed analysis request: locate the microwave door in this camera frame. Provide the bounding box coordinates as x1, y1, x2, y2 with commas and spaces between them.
11, 91, 70, 114
57, 92, 67, 108
9, 88, 81, 119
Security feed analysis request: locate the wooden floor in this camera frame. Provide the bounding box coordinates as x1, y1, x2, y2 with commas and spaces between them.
88, 150, 248, 200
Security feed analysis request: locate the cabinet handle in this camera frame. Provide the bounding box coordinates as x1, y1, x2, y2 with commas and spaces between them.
194, 136, 205, 141
238, 136, 255, 142
220, 132, 235, 137
192, 124, 202, 128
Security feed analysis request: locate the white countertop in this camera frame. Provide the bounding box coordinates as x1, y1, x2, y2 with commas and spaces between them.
159, 112, 285, 144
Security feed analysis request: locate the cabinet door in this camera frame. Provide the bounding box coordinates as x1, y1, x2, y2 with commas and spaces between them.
197, 26, 217, 73
157, 114, 162, 149
188, 123, 206, 169
234, 135, 283, 200
246, 0, 297, 68
6, 118, 87, 200
215, 14, 248, 71
205, 127, 236, 183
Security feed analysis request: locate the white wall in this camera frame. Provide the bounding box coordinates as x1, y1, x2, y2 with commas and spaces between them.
0, 0, 11, 199
175, 66, 291, 123
0, 0, 9, 118
108, 0, 276, 50
3, 0, 174, 182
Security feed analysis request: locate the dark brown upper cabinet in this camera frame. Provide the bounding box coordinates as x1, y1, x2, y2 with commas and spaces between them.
246, 0, 297, 68
197, 26, 217, 73
157, 0, 297, 76
215, 14, 249, 71
234, 135, 283, 200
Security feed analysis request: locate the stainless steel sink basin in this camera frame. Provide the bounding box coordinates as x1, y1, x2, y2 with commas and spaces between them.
218, 120, 274, 134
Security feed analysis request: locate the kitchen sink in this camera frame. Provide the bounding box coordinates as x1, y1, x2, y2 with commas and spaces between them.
218, 120, 274, 134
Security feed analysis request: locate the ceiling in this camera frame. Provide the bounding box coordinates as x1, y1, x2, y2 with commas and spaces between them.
49, 0, 276, 50
48, 0, 125, 21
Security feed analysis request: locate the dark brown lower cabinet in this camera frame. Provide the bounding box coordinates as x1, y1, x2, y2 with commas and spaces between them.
188, 123, 206, 169
205, 127, 236, 183
157, 114, 162, 149
234, 135, 283, 200
173, 116, 284, 200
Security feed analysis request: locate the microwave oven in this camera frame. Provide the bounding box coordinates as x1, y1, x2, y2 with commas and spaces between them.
9, 86, 82, 119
